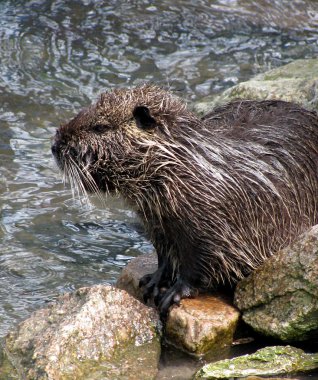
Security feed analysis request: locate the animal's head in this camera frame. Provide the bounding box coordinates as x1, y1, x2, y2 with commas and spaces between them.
51, 84, 196, 197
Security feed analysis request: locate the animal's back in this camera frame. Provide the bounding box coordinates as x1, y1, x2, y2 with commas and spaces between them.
164, 99, 318, 288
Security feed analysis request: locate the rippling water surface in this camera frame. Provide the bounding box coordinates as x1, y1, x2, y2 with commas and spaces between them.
0, 0, 318, 340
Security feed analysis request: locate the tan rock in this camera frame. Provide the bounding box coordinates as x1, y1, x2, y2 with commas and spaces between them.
166, 295, 240, 355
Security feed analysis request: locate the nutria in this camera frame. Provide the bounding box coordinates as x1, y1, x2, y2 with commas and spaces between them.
52, 84, 318, 315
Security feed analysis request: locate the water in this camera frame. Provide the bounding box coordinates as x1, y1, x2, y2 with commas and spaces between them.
0, 0, 318, 374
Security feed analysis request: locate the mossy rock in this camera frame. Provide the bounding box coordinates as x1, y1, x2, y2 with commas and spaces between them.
194, 345, 318, 379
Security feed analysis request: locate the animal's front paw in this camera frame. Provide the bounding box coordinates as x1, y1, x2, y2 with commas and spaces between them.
158, 278, 198, 319
139, 267, 165, 303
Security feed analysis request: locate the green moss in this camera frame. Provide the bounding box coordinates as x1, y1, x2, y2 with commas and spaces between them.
57, 341, 161, 380
0, 349, 19, 380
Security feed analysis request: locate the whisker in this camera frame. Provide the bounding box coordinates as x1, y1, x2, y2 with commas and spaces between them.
62, 155, 107, 209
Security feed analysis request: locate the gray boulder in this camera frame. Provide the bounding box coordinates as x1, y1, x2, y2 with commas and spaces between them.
234, 225, 318, 341
116, 252, 158, 302
4, 285, 161, 380
195, 58, 318, 115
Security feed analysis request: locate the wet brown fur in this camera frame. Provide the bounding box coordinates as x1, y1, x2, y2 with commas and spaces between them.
52, 84, 318, 308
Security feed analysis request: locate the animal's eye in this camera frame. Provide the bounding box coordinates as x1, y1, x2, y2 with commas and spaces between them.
91, 124, 110, 134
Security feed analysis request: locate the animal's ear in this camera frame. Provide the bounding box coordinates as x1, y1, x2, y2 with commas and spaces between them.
133, 106, 157, 130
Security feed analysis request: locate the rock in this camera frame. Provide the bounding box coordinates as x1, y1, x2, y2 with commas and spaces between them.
4, 285, 161, 380
194, 345, 318, 379
234, 225, 318, 341
195, 59, 318, 115
116, 252, 158, 302
116, 253, 240, 356
165, 295, 239, 355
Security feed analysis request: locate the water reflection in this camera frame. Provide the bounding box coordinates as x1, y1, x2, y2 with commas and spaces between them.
0, 0, 317, 336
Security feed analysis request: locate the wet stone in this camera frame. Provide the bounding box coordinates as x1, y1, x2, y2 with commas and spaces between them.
165, 295, 240, 355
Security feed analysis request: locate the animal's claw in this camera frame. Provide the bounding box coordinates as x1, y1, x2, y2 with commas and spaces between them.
158, 279, 198, 319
